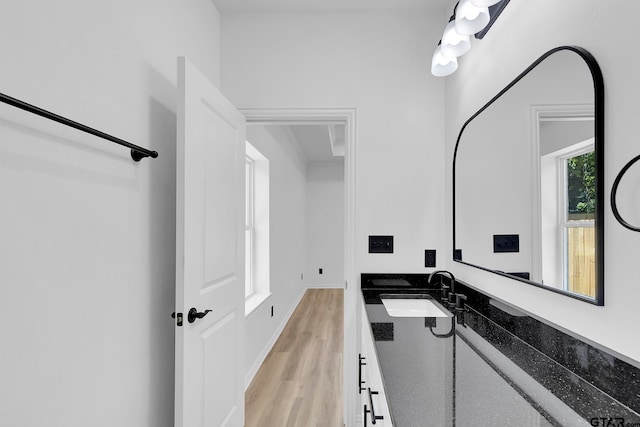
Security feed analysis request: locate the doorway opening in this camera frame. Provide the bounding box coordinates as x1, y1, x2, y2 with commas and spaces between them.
241, 108, 357, 426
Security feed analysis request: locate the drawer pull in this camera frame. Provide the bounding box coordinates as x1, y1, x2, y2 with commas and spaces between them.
364, 404, 368, 427
367, 387, 384, 424
359, 354, 367, 394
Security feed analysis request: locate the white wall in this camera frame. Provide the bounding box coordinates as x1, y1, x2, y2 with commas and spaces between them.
0, 1, 220, 426
445, 0, 640, 364
306, 161, 345, 286
244, 125, 308, 384
220, 11, 446, 275
540, 120, 593, 156
220, 12, 446, 425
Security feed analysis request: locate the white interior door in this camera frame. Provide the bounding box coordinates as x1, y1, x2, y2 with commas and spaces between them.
175, 56, 245, 427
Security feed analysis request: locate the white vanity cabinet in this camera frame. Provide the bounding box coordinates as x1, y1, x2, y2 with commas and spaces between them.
359, 299, 394, 427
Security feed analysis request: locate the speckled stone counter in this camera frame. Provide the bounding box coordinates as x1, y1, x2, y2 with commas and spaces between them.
361, 274, 640, 427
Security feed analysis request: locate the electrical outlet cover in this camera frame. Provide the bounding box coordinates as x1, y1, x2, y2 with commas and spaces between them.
425, 249, 436, 267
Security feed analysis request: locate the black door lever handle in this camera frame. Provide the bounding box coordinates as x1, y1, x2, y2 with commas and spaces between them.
188, 307, 212, 323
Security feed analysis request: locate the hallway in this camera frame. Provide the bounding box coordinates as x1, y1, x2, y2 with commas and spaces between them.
245, 289, 344, 427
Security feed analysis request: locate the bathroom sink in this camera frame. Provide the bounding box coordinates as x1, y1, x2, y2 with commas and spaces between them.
380, 294, 452, 318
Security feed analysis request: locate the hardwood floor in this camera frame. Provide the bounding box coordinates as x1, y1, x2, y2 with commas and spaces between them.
245, 288, 344, 427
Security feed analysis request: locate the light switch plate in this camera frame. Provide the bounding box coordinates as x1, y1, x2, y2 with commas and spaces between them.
369, 235, 393, 253
493, 234, 519, 253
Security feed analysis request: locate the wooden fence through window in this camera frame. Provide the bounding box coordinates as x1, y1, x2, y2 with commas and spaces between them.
567, 227, 596, 297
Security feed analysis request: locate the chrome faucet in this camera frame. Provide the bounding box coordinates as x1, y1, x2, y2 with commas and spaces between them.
428, 270, 456, 306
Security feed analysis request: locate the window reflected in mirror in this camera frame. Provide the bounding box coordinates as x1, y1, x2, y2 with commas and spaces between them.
540, 138, 595, 297
565, 149, 596, 296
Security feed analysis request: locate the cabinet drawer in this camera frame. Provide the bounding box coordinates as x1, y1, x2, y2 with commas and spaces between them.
360, 300, 393, 427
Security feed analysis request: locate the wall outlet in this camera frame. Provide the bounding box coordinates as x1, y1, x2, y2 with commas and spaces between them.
319, 268, 323, 274
369, 235, 394, 253
493, 234, 519, 253
425, 249, 436, 268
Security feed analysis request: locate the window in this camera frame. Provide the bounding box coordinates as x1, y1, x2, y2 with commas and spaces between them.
245, 141, 270, 314
245, 156, 255, 297
561, 148, 595, 295
539, 139, 595, 296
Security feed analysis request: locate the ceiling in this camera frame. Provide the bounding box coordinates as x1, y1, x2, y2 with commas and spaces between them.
285, 124, 345, 163
213, 0, 446, 13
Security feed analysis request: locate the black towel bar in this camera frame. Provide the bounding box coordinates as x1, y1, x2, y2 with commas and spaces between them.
0, 91, 158, 161
611, 153, 640, 232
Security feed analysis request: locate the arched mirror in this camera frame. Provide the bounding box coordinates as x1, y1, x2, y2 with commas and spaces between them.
453, 46, 604, 305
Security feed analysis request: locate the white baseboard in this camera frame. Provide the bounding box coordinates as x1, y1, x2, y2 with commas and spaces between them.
244, 286, 307, 390
306, 283, 345, 289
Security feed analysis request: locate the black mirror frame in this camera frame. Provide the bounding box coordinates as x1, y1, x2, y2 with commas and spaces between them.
452, 46, 605, 306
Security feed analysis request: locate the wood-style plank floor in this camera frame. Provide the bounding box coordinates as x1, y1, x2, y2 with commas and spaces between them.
245, 288, 344, 427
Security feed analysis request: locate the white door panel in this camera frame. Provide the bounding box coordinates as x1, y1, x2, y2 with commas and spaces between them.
176, 56, 245, 427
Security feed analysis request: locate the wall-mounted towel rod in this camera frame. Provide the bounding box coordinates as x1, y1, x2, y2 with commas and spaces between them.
611, 153, 640, 232
0, 91, 158, 161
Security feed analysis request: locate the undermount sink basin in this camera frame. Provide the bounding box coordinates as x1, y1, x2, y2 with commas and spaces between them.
380, 294, 452, 318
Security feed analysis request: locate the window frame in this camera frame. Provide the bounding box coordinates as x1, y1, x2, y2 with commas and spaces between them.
244, 141, 271, 317
245, 156, 255, 298
558, 144, 595, 292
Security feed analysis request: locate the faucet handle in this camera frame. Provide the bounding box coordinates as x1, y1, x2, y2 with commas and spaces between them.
441, 285, 450, 301
455, 294, 467, 311
448, 292, 456, 307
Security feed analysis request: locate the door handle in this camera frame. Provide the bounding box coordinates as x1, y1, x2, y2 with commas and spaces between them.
188, 307, 212, 323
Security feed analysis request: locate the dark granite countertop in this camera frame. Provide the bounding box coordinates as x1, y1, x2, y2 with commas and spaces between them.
361, 274, 640, 427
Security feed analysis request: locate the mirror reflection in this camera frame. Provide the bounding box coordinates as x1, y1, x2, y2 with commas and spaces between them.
453, 47, 603, 304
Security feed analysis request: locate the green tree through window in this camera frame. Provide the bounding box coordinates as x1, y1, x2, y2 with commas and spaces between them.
567, 151, 595, 219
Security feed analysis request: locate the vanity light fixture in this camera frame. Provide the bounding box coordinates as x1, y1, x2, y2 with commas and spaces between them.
441, 17, 471, 58
470, 0, 502, 7
431, 40, 459, 77
430, 0, 510, 77
455, 0, 490, 36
